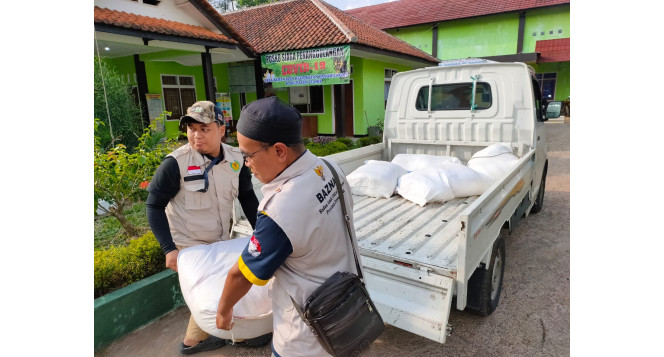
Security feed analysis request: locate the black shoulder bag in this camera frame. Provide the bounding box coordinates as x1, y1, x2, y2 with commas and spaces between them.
290, 159, 385, 357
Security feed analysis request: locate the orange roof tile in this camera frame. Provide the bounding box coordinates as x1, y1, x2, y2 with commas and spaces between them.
347, 0, 570, 30
535, 38, 570, 62
94, 6, 237, 45
222, 0, 439, 64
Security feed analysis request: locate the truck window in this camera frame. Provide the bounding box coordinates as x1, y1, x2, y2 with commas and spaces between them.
415, 83, 492, 111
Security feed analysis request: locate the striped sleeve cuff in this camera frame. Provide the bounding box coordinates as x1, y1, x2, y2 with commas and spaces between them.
238, 255, 270, 286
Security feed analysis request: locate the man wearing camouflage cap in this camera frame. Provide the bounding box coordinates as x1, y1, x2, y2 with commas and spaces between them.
146, 101, 268, 354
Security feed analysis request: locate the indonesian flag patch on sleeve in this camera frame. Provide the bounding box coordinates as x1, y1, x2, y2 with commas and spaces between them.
248, 235, 262, 257
188, 166, 202, 175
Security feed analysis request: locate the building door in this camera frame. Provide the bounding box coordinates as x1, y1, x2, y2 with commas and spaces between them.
333, 81, 354, 137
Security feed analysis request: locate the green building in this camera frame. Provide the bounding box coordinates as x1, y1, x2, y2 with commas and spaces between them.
348, 0, 570, 104
93, 0, 438, 139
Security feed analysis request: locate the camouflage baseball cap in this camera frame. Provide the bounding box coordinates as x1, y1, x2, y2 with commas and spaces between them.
179, 101, 225, 127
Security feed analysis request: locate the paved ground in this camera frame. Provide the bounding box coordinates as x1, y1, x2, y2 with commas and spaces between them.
95, 122, 570, 357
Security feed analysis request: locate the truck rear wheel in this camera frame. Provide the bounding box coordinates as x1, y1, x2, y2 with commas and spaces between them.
530, 166, 547, 214
465, 236, 505, 316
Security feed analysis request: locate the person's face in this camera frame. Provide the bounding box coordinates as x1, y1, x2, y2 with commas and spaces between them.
237, 133, 283, 184
187, 121, 224, 157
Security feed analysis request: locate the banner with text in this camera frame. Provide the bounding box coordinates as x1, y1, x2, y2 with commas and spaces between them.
261, 45, 350, 88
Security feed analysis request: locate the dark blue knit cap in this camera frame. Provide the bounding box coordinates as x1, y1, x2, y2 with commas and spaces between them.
237, 96, 303, 144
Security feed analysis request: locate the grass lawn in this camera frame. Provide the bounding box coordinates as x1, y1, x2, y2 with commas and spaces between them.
94, 201, 150, 249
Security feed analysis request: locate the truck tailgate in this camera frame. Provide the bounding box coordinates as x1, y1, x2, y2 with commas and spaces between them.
353, 194, 478, 275
362, 255, 454, 343
353, 194, 477, 343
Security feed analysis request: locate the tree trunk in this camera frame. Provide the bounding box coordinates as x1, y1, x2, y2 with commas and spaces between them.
109, 202, 140, 238
115, 212, 140, 238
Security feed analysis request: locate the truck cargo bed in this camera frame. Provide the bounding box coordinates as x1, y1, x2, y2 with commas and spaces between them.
353, 193, 478, 277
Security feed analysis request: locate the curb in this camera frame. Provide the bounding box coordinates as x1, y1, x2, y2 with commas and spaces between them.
94, 269, 185, 351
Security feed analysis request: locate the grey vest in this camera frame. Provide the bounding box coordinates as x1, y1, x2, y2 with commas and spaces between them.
165, 143, 245, 248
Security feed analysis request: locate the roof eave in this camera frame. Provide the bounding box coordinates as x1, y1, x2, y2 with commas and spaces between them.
481, 52, 540, 63
351, 44, 439, 66
187, 0, 257, 57
94, 23, 237, 50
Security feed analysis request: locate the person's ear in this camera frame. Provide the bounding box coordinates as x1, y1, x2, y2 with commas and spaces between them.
273, 142, 288, 162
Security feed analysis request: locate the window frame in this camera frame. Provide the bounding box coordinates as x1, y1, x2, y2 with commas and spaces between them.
415, 82, 493, 112
384, 68, 398, 108
160, 74, 197, 120
288, 85, 324, 114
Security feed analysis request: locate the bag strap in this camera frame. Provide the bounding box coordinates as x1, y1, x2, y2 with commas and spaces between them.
321, 158, 363, 281
290, 158, 364, 319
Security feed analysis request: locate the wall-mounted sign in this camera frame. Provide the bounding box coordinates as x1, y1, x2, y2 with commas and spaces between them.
145, 93, 165, 132
261, 45, 350, 88
215, 92, 233, 122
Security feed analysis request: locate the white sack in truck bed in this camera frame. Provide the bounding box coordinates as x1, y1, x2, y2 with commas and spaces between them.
396, 163, 491, 206
396, 167, 454, 206
178, 237, 273, 341
347, 160, 407, 198
391, 153, 460, 172
467, 143, 519, 182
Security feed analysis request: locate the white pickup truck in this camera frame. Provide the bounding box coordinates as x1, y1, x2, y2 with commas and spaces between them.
232, 59, 562, 344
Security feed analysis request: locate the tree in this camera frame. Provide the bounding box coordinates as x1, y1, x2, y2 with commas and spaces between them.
236, 0, 277, 8
209, 0, 236, 12
94, 114, 177, 238
94, 57, 144, 151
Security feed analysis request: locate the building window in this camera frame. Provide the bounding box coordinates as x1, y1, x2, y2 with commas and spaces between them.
415, 82, 492, 111
385, 69, 397, 108
289, 86, 324, 114
535, 73, 557, 100
161, 75, 197, 120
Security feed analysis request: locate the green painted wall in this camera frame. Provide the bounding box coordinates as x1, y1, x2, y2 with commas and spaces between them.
351, 57, 365, 135
105, 56, 136, 83
523, 5, 570, 52
384, 6, 570, 108
316, 86, 334, 134
436, 13, 520, 60
352, 57, 413, 135
389, 24, 434, 56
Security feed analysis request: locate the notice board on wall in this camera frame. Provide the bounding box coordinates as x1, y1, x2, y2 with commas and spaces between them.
145, 93, 164, 132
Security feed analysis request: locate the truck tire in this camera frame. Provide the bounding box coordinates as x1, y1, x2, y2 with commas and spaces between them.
465, 236, 506, 316
530, 165, 547, 214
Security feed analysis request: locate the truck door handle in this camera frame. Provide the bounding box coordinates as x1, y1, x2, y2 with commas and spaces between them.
537, 136, 540, 141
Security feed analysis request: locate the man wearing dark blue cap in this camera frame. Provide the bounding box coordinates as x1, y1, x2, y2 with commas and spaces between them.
146, 101, 268, 354
215, 97, 362, 356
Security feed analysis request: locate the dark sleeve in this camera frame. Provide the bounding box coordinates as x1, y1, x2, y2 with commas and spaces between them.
237, 164, 259, 228
238, 213, 293, 286
146, 156, 181, 255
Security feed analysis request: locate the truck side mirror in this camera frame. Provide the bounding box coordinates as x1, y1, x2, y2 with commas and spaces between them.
544, 101, 562, 120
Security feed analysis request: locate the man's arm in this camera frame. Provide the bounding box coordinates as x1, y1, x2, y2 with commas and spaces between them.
216, 213, 293, 328
216, 263, 253, 330
237, 165, 259, 228
146, 156, 181, 271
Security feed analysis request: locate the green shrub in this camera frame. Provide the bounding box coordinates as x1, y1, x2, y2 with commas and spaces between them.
358, 135, 382, 147
305, 142, 330, 156
335, 137, 353, 147
94, 231, 165, 298
326, 141, 348, 154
